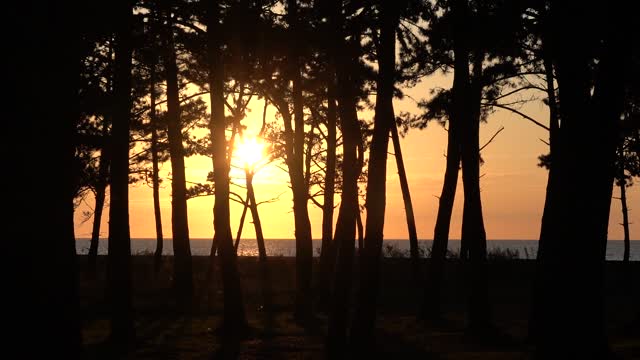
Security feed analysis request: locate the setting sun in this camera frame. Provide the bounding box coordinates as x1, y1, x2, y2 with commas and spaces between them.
234, 137, 266, 169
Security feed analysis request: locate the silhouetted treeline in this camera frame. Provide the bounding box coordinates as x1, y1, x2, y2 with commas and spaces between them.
16, 0, 639, 358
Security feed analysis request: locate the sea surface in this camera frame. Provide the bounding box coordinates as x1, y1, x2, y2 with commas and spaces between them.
76, 238, 639, 261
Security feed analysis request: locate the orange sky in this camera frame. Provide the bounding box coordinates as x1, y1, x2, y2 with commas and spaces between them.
74, 74, 639, 241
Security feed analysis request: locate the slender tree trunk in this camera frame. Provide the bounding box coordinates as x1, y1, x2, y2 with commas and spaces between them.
246, 171, 267, 261
351, 3, 398, 345
163, 5, 194, 307
422, 118, 460, 321
207, 0, 248, 336
316, 85, 337, 310
88, 142, 109, 275
246, 169, 273, 310
391, 124, 420, 279
88, 183, 106, 272
620, 181, 630, 263
107, 1, 135, 344
89, 43, 114, 276
356, 208, 364, 254
234, 195, 250, 250
286, 0, 314, 323
327, 2, 362, 351
150, 62, 164, 274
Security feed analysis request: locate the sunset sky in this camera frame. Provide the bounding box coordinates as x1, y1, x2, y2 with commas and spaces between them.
74, 72, 639, 241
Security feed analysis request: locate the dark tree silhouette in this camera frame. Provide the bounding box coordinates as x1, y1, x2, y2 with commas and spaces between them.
284, 0, 315, 323
12, 1, 84, 357
316, 84, 338, 311
532, 3, 633, 358
351, 0, 404, 345
149, 62, 165, 273
107, 0, 136, 345
327, 0, 364, 352
207, 0, 248, 337
161, 1, 195, 307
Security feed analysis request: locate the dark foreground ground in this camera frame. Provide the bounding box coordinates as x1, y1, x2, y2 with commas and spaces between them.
79, 255, 640, 359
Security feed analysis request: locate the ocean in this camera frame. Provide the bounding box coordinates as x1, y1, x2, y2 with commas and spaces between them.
75, 238, 639, 261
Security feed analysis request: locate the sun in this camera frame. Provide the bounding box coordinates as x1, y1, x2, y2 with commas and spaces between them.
234, 137, 266, 169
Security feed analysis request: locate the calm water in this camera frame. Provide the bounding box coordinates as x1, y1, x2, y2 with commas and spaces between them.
76, 238, 639, 261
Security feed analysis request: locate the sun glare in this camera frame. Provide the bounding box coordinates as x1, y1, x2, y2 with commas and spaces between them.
234, 137, 266, 168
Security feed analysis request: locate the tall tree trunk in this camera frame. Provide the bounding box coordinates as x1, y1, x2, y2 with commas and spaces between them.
327, 1, 362, 351
150, 67, 164, 274
528, 33, 559, 341
316, 85, 337, 310
207, 0, 248, 336
286, 0, 314, 323
454, 0, 490, 332
533, 4, 628, 357
163, 5, 194, 308
17, 2, 83, 356
391, 124, 420, 279
422, 117, 460, 321
351, 2, 398, 345
461, 77, 491, 333
107, 0, 135, 344
536, 33, 560, 261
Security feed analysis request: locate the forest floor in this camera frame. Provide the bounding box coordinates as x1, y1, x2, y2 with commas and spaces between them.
79, 255, 640, 359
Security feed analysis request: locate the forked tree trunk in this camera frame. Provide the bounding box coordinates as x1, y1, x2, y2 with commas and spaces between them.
422, 118, 460, 321
88, 139, 109, 275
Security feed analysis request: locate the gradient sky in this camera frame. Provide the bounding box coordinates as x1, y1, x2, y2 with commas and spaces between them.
74, 73, 639, 241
